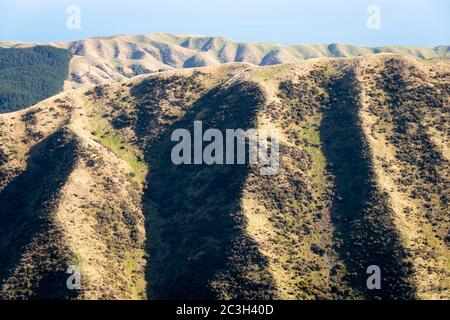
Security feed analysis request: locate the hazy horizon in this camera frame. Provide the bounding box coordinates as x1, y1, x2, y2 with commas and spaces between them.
2, 31, 450, 49
0, 0, 449, 47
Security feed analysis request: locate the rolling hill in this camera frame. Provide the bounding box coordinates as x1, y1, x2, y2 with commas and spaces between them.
0, 55, 448, 300
1, 33, 449, 91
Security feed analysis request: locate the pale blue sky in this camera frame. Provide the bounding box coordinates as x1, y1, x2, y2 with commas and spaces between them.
0, 0, 448, 46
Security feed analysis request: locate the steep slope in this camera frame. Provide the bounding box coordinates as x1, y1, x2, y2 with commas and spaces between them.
0, 91, 147, 299
0, 55, 448, 300
357, 56, 450, 299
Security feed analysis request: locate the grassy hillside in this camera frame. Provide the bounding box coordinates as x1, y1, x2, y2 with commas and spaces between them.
3, 33, 447, 90
0, 55, 448, 300
0, 46, 72, 114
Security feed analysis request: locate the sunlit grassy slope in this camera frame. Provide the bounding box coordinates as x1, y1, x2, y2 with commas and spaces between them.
0, 55, 448, 300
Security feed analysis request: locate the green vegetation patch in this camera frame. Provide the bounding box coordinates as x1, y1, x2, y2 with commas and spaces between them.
90, 116, 146, 183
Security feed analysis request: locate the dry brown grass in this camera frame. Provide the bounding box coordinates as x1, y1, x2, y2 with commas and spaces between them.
0, 55, 448, 299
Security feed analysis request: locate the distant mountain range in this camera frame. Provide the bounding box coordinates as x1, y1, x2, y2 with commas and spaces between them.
1, 33, 449, 89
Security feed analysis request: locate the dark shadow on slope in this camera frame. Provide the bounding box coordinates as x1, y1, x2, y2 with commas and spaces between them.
0, 129, 79, 300
132, 78, 277, 299
378, 59, 449, 243
319, 70, 416, 299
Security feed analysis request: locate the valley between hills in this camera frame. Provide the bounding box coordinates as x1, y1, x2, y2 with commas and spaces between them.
0, 54, 448, 300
